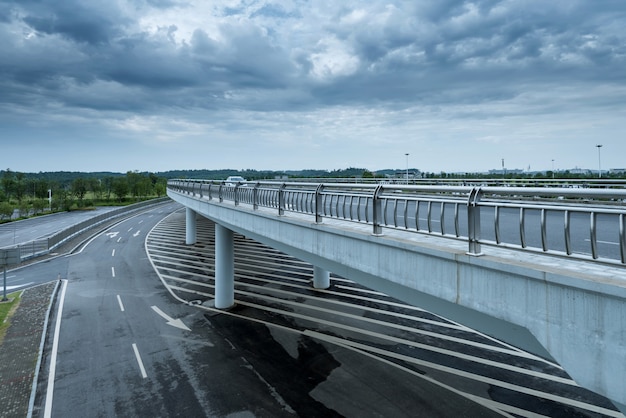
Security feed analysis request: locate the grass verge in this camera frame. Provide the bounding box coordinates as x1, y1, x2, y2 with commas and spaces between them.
0, 290, 22, 344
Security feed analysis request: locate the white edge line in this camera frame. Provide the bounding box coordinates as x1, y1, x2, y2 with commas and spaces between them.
132, 343, 148, 379
27, 280, 61, 418
44, 279, 68, 418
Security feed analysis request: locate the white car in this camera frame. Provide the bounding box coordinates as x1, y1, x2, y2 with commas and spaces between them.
225, 176, 246, 187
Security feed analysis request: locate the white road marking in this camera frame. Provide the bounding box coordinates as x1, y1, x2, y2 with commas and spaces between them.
44, 279, 68, 418
146, 211, 620, 416
117, 237, 122, 243
151, 305, 191, 331
306, 331, 623, 417
117, 295, 125, 312
133, 230, 141, 237
4, 283, 34, 291
160, 270, 551, 365
584, 238, 619, 246
111, 249, 115, 257
128, 227, 133, 232
111, 267, 116, 278
171, 282, 572, 386
132, 343, 148, 379
105, 232, 119, 239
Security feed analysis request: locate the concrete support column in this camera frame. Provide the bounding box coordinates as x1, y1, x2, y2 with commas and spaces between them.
313, 266, 330, 289
215, 223, 235, 309
185, 208, 197, 245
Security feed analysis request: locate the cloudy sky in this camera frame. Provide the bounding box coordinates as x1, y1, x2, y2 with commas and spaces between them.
1, 1, 625, 174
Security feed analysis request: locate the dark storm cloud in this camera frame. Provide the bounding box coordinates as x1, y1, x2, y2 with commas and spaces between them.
9, 0, 130, 45
0, 0, 302, 114
190, 22, 294, 89
306, 0, 626, 109
0, 4, 623, 176
0, 0, 623, 114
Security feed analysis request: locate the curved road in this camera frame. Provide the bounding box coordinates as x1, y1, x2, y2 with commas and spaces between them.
0, 207, 120, 246
9, 202, 622, 416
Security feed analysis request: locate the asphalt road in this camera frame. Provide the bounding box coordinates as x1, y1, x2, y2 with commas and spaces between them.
0, 207, 120, 246
30, 203, 503, 417
146, 210, 624, 417
8, 201, 622, 417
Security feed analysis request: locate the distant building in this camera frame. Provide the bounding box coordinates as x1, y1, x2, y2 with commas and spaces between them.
568, 167, 588, 175
488, 169, 524, 176
392, 170, 421, 179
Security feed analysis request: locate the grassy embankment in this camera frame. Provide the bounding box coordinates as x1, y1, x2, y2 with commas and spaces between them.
0, 291, 21, 344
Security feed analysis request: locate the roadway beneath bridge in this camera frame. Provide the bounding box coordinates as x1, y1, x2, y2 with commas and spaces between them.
169, 188, 626, 411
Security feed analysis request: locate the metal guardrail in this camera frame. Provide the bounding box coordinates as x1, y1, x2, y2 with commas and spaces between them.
280, 177, 626, 188
168, 180, 626, 266
1, 198, 169, 261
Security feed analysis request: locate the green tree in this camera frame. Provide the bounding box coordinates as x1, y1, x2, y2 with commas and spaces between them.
14, 172, 26, 203
0, 202, 13, 220
102, 176, 114, 201
126, 171, 141, 199
1, 169, 15, 202
71, 178, 89, 206
112, 177, 129, 202
32, 199, 46, 214
154, 178, 167, 197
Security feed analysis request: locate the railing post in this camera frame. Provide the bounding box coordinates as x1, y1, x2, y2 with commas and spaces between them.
315, 184, 324, 223
219, 184, 224, 203
278, 183, 286, 216
372, 185, 384, 236
467, 187, 483, 256
234, 183, 240, 206
253, 183, 260, 210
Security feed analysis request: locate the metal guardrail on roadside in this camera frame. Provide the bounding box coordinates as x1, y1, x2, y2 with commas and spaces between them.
169, 180, 626, 266
1, 197, 170, 262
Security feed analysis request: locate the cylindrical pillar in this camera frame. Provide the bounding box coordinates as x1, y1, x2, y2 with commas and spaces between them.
215, 224, 235, 309
313, 266, 330, 289
185, 208, 197, 245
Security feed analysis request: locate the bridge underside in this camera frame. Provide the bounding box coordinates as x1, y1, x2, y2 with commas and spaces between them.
168, 190, 626, 410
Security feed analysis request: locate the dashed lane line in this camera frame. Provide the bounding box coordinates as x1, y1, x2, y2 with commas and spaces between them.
131, 343, 148, 379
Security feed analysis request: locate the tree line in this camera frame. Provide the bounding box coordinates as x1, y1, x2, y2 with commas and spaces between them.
0, 169, 168, 221
4, 166, 623, 222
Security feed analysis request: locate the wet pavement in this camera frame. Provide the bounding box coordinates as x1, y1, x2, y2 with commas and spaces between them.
146, 210, 625, 417
0, 281, 58, 418
1, 205, 624, 417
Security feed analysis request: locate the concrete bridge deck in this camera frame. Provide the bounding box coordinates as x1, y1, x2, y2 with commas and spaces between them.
168, 187, 626, 411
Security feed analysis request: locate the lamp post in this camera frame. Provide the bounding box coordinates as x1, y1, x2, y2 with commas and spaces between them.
551, 159, 555, 179
596, 144, 603, 178
405, 153, 409, 184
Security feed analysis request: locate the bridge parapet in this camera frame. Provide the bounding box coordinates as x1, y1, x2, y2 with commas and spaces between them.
167, 182, 626, 409
169, 179, 626, 266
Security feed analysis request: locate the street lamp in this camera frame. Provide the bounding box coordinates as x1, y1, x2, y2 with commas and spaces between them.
405, 153, 409, 184
551, 159, 555, 179
596, 144, 603, 178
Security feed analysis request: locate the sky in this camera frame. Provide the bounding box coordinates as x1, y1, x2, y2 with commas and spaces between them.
1, 0, 625, 174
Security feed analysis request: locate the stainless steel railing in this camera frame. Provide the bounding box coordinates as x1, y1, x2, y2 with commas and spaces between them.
168, 180, 626, 265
